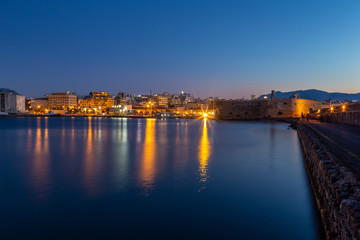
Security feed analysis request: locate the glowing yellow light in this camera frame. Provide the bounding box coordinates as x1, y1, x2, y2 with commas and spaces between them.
330, 107, 334, 112
202, 113, 208, 118
342, 105, 346, 111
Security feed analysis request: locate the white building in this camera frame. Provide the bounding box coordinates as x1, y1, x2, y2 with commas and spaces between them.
0, 89, 26, 114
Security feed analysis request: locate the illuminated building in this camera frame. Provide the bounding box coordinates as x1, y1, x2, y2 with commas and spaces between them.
107, 97, 115, 108
155, 95, 169, 108
78, 91, 114, 110
30, 98, 49, 109
90, 91, 109, 107
109, 104, 132, 115
77, 97, 93, 108
48, 92, 77, 109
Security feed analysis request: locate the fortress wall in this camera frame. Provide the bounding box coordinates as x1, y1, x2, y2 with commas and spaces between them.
215, 98, 322, 120
215, 100, 265, 120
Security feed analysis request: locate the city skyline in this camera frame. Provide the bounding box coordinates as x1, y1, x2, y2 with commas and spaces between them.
5, 87, 360, 101
1, 0, 360, 98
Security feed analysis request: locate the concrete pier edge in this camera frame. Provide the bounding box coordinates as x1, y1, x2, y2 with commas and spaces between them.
297, 121, 360, 240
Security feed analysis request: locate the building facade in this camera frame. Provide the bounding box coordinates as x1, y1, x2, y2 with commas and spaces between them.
0, 89, 25, 114
156, 95, 169, 108
78, 91, 114, 109
48, 92, 77, 109
30, 97, 49, 109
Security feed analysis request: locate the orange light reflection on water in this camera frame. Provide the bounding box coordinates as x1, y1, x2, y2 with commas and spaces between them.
83, 117, 97, 196
198, 118, 211, 190
139, 119, 157, 195
31, 117, 50, 202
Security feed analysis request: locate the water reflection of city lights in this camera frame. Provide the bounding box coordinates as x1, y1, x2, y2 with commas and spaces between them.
31, 117, 50, 202
83, 117, 97, 196
139, 119, 157, 196
198, 118, 211, 191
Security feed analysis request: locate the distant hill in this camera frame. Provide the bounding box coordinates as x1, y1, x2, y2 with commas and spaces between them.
259, 89, 360, 101
0, 88, 20, 95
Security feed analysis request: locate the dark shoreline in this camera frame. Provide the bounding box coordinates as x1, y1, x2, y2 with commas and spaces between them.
0, 114, 197, 119
0, 114, 300, 122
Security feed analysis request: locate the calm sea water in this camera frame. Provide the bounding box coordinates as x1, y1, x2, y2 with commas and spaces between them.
0, 117, 324, 240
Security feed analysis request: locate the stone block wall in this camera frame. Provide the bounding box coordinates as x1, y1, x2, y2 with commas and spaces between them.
215, 98, 322, 120
215, 100, 265, 120
297, 122, 360, 240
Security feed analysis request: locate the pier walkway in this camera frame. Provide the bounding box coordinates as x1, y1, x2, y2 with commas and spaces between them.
302, 119, 360, 178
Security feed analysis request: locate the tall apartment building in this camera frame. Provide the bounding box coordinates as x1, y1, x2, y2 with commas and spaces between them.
48, 92, 77, 109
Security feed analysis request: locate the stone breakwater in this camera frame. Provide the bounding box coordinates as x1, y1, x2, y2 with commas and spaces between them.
297, 121, 360, 240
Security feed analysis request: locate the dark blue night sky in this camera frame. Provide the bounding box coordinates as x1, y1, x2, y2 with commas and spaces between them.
1, 0, 359, 98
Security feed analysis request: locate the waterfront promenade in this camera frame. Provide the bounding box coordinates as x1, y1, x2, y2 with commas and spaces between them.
298, 119, 360, 240
303, 119, 360, 177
